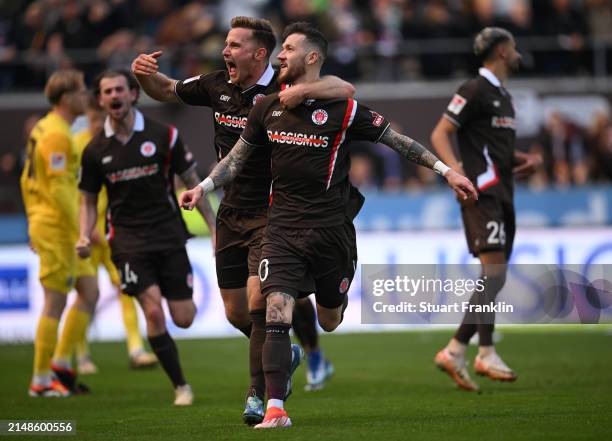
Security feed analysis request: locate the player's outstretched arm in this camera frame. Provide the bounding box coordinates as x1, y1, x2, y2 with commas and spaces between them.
379, 128, 478, 201
131, 51, 179, 103
430, 116, 464, 174
279, 75, 355, 109
180, 168, 217, 235
76, 191, 98, 259
179, 139, 256, 210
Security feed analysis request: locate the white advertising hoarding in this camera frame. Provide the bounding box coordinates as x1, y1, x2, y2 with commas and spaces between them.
0, 228, 610, 342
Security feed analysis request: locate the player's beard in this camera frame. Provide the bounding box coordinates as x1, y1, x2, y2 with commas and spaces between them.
507, 55, 521, 74
108, 101, 130, 123
278, 62, 306, 85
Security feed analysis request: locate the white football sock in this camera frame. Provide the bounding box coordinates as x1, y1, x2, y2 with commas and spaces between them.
267, 399, 284, 410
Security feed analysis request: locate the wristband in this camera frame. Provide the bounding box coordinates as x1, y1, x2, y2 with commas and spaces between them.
198, 177, 214, 194
433, 161, 450, 176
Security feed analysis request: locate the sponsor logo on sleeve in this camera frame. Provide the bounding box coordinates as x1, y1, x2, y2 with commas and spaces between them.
447, 94, 467, 115
370, 111, 384, 127
312, 109, 328, 125
50, 152, 66, 171
220, 94, 231, 102
339, 277, 350, 294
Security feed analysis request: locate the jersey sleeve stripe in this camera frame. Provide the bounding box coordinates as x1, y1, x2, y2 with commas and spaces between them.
443, 113, 461, 127
169, 126, 178, 149
325, 98, 358, 191
239, 135, 264, 148
375, 122, 391, 143
173, 81, 186, 104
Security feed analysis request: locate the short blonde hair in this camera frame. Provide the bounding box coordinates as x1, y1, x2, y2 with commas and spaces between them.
44, 69, 84, 106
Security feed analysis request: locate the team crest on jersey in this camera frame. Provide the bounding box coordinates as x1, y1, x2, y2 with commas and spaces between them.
447, 94, 467, 115
253, 94, 265, 105
140, 141, 156, 157
187, 273, 193, 288
312, 109, 328, 125
339, 277, 350, 294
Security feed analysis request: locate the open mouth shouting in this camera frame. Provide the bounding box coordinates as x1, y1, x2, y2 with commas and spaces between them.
226, 60, 237, 79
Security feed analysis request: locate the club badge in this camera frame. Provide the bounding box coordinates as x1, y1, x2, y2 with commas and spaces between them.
312, 109, 328, 125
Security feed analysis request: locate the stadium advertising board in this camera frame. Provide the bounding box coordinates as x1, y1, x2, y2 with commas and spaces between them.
0, 228, 610, 341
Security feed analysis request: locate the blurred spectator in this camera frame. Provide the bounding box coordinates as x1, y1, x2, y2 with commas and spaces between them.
156, 1, 223, 78
531, 112, 589, 187
367, 0, 404, 80
1, 0, 612, 90
415, 0, 456, 78
533, 0, 589, 75
349, 154, 377, 191
0, 113, 41, 213
322, 0, 367, 80
587, 111, 612, 181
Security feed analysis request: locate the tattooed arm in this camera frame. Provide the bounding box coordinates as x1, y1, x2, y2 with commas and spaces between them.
379, 128, 478, 200
179, 138, 256, 210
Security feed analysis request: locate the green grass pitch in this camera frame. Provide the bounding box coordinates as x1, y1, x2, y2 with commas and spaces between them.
1, 329, 611, 440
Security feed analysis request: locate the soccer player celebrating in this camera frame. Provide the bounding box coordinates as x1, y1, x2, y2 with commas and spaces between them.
131, 16, 355, 419
180, 22, 477, 428
73, 96, 157, 373
21, 69, 97, 397
76, 69, 216, 405
430, 27, 541, 391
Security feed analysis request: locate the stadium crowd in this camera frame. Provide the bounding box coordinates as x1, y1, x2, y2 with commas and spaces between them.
1, 0, 612, 89
1, 0, 611, 213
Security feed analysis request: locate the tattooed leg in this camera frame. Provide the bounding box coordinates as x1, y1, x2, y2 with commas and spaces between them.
262, 292, 295, 401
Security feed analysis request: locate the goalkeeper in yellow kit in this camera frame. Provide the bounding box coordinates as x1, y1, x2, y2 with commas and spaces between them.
72, 96, 157, 372
21, 69, 98, 397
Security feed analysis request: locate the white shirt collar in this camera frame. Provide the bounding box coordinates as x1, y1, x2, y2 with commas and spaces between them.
228, 63, 275, 89
479, 67, 501, 87
104, 109, 145, 138
256, 63, 275, 86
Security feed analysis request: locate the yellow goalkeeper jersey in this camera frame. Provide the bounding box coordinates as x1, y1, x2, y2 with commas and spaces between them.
20, 111, 79, 235
73, 127, 108, 241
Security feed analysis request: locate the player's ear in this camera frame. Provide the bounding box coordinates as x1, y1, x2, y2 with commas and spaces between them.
497, 42, 509, 60
254, 47, 267, 61
129, 88, 138, 104
306, 50, 319, 66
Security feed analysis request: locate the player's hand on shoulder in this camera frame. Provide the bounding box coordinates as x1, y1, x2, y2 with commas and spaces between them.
445, 169, 478, 202
278, 84, 304, 109
131, 50, 163, 76
76, 236, 92, 259
179, 186, 203, 211
512, 150, 542, 180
